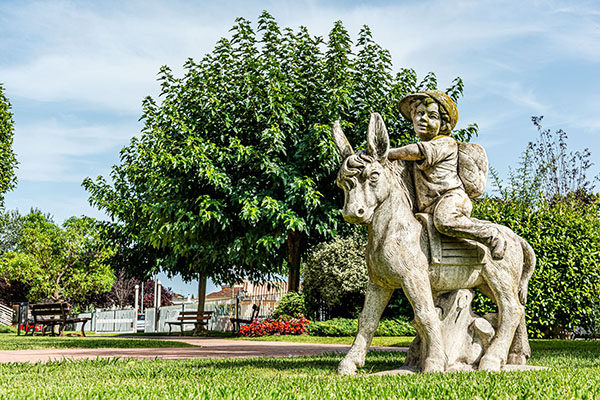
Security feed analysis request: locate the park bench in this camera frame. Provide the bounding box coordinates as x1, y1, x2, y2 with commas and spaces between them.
25, 302, 92, 337
230, 304, 260, 333
166, 311, 214, 336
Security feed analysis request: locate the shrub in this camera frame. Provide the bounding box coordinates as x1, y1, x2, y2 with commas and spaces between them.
307, 317, 416, 337
273, 292, 307, 318
302, 233, 369, 318
0, 325, 16, 334
472, 195, 600, 338
238, 314, 310, 337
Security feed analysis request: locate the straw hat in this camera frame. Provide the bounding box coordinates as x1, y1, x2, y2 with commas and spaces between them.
398, 90, 458, 134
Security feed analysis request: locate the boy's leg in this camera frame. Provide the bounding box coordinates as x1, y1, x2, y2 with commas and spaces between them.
433, 191, 506, 259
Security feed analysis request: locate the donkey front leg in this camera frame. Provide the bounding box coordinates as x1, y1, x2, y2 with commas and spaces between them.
338, 282, 393, 375
401, 273, 446, 373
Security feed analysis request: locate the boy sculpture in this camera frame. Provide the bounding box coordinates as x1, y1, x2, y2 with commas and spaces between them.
389, 90, 505, 259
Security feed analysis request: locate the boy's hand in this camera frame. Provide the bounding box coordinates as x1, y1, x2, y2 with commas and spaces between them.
388, 143, 423, 161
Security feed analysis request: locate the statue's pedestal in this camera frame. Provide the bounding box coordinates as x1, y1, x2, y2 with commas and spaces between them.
403, 289, 512, 372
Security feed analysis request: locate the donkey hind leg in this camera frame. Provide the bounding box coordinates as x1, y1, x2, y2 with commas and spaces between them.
479, 268, 523, 371
507, 313, 530, 365
338, 282, 393, 375
477, 284, 529, 365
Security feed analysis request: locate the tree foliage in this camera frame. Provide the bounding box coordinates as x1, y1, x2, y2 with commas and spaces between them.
0, 209, 25, 255
0, 84, 18, 205
0, 279, 28, 306
83, 12, 474, 291
0, 212, 115, 302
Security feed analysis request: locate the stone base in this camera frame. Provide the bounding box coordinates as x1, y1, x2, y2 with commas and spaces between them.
404, 289, 495, 371
371, 364, 548, 376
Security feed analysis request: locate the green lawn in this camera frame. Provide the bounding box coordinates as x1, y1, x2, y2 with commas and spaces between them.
0, 335, 196, 350
0, 338, 599, 399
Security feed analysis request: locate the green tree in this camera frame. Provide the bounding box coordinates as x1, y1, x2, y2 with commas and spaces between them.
0, 212, 115, 302
0, 209, 28, 305
83, 12, 475, 292
0, 209, 24, 254
0, 84, 18, 205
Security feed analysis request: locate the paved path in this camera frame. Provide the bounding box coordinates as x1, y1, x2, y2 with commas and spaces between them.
0, 336, 407, 364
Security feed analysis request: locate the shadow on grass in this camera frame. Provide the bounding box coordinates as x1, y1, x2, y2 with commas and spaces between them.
179, 350, 407, 375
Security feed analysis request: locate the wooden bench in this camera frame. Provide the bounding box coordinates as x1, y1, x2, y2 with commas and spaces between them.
230, 304, 260, 333
25, 302, 92, 337
166, 311, 214, 336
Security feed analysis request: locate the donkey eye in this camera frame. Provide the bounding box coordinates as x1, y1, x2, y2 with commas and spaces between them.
369, 172, 380, 183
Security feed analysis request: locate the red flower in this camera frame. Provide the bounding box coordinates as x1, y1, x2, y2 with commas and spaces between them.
238, 314, 310, 337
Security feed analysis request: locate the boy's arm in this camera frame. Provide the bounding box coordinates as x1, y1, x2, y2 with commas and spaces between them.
388, 143, 424, 161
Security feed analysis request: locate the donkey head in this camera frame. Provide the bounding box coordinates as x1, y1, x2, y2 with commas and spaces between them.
333, 113, 392, 225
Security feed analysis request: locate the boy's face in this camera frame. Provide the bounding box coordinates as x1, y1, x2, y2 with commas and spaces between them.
412, 101, 441, 141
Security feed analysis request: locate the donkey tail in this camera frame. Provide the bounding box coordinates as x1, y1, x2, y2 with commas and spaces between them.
518, 236, 536, 305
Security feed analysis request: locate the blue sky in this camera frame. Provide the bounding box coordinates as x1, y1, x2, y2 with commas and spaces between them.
1, 0, 599, 297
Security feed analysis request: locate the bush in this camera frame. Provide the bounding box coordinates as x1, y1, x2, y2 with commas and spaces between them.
273, 292, 307, 318
0, 325, 16, 334
307, 317, 416, 337
302, 233, 369, 318
472, 195, 600, 338
238, 314, 310, 337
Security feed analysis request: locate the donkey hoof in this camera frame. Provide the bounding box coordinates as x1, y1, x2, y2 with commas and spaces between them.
507, 353, 527, 365
338, 358, 358, 375
422, 358, 445, 373
479, 355, 502, 371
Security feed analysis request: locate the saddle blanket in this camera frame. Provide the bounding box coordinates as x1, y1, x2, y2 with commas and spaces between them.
415, 213, 485, 267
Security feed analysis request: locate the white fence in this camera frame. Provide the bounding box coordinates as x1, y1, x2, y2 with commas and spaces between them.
0, 304, 14, 326
69, 299, 278, 334
94, 309, 136, 333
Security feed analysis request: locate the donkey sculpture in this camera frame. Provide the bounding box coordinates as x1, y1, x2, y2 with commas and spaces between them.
332, 113, 535, 374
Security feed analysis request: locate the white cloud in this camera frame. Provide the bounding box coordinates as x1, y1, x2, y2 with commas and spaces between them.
13, 118, 135, 182
0, 0, 232, 113
2, 0, 598, 115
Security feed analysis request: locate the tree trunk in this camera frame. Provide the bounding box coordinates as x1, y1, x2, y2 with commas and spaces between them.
197, 274, 207, 315
287, 230, 303, 292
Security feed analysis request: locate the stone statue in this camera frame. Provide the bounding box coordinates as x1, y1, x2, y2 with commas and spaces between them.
331, 90, 536, 375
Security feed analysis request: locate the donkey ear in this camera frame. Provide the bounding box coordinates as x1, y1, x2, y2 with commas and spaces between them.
332, 121, 354, 159
367, 113, 389, 161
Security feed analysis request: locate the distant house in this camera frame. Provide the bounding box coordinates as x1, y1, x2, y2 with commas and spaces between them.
204, 280, 289, 324
170, 292, 188, 304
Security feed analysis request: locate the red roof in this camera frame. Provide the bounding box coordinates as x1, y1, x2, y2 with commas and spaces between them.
205, 286, 243, 300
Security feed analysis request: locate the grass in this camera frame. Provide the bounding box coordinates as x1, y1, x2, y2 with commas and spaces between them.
0, 336, 599, 398
0, 334, 196, 350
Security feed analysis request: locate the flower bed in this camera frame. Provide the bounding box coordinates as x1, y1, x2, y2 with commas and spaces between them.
238, 314, 310, 337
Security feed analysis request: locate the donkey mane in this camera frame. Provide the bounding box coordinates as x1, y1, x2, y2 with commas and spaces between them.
337, 151, 417, 213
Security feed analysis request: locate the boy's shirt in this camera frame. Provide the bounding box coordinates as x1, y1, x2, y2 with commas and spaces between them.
414, 135, 465, 213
